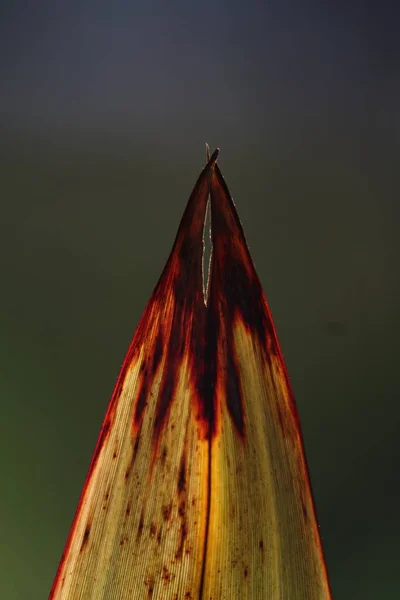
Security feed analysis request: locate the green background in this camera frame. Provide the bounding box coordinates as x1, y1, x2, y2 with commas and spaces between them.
1, 2, 399, 598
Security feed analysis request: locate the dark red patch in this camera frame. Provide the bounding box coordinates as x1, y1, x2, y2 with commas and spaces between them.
153, 359, 178, 441
125, 429, 141, 480
211, 165, 278, 349
178, 499, 185, 518
175, 450, 189, 560
177, 454, 186, 493
225, 339, 246, 438
79, 524, 91, 553
205, 165, 283, 438
194, 296, 218, 439
134, 329, 164, 426
136, 154, 212, 456
136, 510, 145, 541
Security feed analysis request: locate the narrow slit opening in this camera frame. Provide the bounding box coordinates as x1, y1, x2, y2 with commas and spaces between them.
202, 199, 212, 305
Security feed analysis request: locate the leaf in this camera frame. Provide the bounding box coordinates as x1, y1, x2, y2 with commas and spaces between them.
50, 149, 331, 599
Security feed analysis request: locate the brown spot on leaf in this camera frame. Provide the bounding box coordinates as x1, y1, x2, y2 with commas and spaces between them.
103, 489, 110, 510
162, 503, 172, 522
162, 566, 171, 584
145, 577, 155, 598
178, 454, 186, 493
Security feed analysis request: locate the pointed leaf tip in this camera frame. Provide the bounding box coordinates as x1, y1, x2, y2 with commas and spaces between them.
50, 149, 331, 600
206, 147, 219, 167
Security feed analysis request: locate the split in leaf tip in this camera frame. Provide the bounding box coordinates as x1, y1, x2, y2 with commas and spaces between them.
206, 146, 219, 167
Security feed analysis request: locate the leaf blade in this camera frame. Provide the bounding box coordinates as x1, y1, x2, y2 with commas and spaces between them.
50, 152, 331, 599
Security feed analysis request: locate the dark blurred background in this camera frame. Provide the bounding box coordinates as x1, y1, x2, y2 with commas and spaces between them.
1, 2, 399, 598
